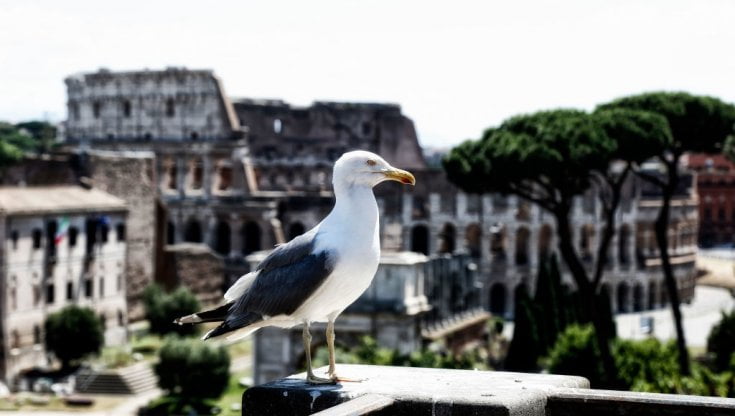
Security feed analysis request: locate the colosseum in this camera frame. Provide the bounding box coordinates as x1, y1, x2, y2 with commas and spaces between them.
63, 67, 698, 319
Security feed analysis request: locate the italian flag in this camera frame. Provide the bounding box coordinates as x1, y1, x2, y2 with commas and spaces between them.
55, 217, 70, 245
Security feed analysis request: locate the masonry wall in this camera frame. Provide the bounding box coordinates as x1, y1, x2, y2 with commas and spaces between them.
87, 151, 158, 320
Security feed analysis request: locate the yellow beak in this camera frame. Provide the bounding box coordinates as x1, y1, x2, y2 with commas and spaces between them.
383, 168, 416, 185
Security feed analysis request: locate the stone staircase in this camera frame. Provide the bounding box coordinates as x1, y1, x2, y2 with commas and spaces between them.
75, 362, 158, 394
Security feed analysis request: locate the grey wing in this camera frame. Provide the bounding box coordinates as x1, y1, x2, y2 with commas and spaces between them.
204, 230, 335, 339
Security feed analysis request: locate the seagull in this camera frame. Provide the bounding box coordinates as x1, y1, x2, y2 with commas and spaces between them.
175, 150, 415, 383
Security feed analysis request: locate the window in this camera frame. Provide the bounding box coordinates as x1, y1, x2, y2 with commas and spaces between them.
69, 227, 78, 247
123, 100, 131, 117
32, 229, 42, 249
85, 279, 93, 298
116, 224, 126, 242
273, 119, 282, 134
166, 99, 175, 117
10, 287, 16, 311
33, 326, 41, 345
66, 281, 73, 300
117, 274, 123, 293
99, 313, 106, 330
93, 101, 102, 118
99, 277, 105, 297
118, 310, 124, 326
46, 283, 55, 304
10, 231, 18, 250
100, 223, 109, 244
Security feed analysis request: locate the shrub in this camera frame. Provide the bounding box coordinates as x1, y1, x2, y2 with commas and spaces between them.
143, 284, 200, 336
154, 337, 230, 401
614, 338, 679, 391
547, 324, 604, 386
707, 309, 735, 372
45, 305, 104, 370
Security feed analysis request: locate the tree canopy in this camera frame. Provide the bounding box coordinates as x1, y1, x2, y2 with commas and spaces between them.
444, 109, 616, 211
598, 92, 735, 156
45, 305, 104, 370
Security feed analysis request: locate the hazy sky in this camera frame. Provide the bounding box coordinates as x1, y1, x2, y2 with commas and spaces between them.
1, 0, 734, 147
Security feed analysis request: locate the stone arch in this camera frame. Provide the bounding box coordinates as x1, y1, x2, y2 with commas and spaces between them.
241, 221, 262, 255
618, 224, 631, 266
515, 227, 530, 266
184, 219, 203, 243
410, 225, 429, 255
633, 283, 644, 312
538, 224, 553, 262
214, 220, 231, 255
288, 222, 306, 241
438, 223, 456, 254
465, 223, 482, 258
489, 283, 507, 316
617, 282, 629, 313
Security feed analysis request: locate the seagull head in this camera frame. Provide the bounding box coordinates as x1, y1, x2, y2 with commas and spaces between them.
332, 150, 416, 190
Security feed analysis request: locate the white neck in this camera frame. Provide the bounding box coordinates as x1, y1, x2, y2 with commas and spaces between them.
332, 183, 377, 224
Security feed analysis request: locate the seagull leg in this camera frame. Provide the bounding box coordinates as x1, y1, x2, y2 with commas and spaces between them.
327, 320, 337, 379
302, 321, 333, 384
326, 319, 363, 383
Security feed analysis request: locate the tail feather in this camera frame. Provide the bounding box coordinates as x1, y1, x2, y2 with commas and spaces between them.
202, 311, 263, 340
174, 303, 232, 326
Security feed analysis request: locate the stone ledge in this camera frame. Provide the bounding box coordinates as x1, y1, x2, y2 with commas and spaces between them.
547, 388, 735, 416
242, 365, 589, 415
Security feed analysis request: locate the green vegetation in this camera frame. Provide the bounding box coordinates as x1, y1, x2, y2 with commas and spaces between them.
44, 305, 104, 370
143, 284, 201, 336
599, 92, 735, 375
707, 309, 735, 372
0, 120, 57, 167
152, 337, 231, 414
445, 92, 735, 382
312, 335, 489, 371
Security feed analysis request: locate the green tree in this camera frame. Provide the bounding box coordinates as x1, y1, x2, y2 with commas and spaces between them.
444, 109, 621, 385
154, 337, 230, 411
143, 284, 200, 336
505, 285, 540, 372
588, 109, 672, 294
600, 92, 735, 375
707, 309, 735, 372
15, 120, 57, 153
548, 324, 604, 386
0, 122, 33, 167
45, 305, 104, 370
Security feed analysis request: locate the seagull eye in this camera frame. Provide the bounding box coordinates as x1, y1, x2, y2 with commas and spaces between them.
366, 159, 377, 166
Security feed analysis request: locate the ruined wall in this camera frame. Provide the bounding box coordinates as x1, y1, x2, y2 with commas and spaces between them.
233, 99, 427, 193
65, 67, 239, 142
87, 151, 158, 320
160, 243, 224, 306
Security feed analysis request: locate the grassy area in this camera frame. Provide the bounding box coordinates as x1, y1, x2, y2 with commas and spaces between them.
213, 370, 249, 416
0, 394, 125, 412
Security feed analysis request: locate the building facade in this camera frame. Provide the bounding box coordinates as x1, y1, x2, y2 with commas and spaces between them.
683, 153, 735, 247
0, 186, 128, 383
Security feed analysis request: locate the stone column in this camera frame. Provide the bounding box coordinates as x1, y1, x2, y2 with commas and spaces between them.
203, 153, 213, 199
176, 157, 186, 198
230, 216, 243, 258
402, 194, 412, 224
204, 215, 216, 248
457, 193, 467, 218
